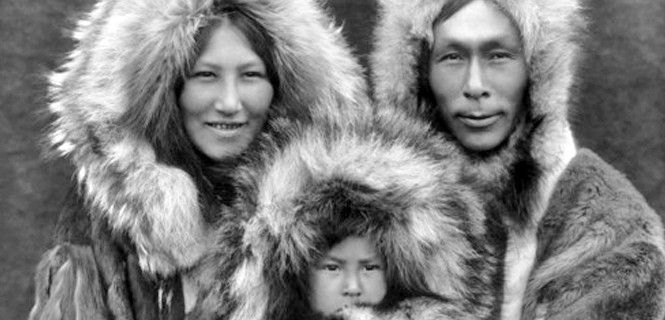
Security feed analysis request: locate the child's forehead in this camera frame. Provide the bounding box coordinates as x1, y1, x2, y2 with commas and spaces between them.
323, 236, 383, 261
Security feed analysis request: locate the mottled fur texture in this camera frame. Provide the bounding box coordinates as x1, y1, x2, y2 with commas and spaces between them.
45, 0, 368, 276
30, 245, 110, 320
186, 107, 502, 319
370, 0, 665, 319
521, 149, 665, 320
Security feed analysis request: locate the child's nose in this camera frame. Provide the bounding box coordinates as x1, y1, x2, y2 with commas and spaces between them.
342, 272, 362, 297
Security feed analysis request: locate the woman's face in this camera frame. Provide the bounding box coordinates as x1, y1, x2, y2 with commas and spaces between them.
428, 0, 528, 152
180, 22, 274, 161
308, 236, 387, 316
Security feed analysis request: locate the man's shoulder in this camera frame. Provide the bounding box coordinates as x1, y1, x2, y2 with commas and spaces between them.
545, 147, 661, 228
560, 148, 640, 195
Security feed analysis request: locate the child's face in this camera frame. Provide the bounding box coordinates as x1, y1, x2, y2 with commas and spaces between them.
308, 236, 387, 315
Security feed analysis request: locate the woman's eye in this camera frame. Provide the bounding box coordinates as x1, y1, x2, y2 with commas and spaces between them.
192, 71, 215, 78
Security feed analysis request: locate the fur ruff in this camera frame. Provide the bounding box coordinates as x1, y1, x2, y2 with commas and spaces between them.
46, 0, 368, 275
188, 108, 500, 319
370, 0, 584, 229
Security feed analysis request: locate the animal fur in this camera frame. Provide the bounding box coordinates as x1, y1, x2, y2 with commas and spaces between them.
45, 0, 368, 276
521, 149, 665, 320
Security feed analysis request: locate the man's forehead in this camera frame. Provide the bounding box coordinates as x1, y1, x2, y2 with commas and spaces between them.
432, 1, 521, 49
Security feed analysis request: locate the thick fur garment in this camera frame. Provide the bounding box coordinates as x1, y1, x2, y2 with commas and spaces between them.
521, 149, 665, 320
46, 0, 368, 275
188, 108, 500, 320
370, 1, 665, 319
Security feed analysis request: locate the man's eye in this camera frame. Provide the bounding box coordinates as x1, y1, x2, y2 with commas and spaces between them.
440, 53, 463, 62
488, 51, 513, 60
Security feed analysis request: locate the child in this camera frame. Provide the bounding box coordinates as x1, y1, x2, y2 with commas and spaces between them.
197, 115, 503, 319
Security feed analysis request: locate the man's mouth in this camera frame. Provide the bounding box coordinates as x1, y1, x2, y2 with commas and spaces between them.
457, 112, 501, 128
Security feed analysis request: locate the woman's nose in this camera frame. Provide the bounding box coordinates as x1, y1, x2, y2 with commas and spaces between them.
214, 80, 242, 115
342, 272, 362, 297
463, 58, 490, 100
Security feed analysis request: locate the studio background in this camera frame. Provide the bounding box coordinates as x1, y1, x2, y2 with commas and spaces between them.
1, 0, 663, 318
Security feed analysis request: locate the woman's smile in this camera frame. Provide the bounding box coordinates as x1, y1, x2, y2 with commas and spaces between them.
205, 121, 248, 134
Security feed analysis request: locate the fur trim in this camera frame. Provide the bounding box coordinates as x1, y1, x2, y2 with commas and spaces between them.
335, 297, 471, 320
213, 107, 499, 320
370, 0, 584, 229
47, 0, 368, 275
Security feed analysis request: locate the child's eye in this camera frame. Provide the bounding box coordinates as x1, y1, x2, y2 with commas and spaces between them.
321, 263, 340, 272
242, 70, 267, 79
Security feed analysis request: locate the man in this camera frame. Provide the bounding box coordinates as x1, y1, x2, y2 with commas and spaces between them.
369, 0, 665, 319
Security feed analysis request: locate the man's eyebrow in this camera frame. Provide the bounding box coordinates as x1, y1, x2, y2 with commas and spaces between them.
479, 38, 522, 51
195, 59, 264, 69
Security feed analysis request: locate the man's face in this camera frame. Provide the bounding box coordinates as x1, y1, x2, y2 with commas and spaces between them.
428, 0, 528, 152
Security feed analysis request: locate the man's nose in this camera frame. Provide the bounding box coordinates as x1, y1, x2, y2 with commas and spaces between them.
463, 58, 490, 100
214, 79, 242, 115
342, 272, 362, 297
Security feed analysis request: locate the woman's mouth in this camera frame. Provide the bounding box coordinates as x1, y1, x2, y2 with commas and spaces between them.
205, 122, 246, 130
205, 121, 248, 137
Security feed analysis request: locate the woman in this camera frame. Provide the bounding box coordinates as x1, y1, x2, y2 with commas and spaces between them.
29, 0, 368, 318
371, 0, 665, 319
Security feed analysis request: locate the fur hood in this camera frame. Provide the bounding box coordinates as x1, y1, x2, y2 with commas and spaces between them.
196, 109, 499, 320
370, 0, 585, 229
46, 0, 368, 276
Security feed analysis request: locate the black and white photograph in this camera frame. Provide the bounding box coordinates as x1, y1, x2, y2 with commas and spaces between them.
2, 0, 664, 319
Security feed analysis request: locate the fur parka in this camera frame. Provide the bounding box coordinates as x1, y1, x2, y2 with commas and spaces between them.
187, 107, 502, 320
370, 0, 665, 319
30, 0, 369, 318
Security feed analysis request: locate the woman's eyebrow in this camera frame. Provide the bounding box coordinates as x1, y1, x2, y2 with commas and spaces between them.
358, 256, 382, 264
